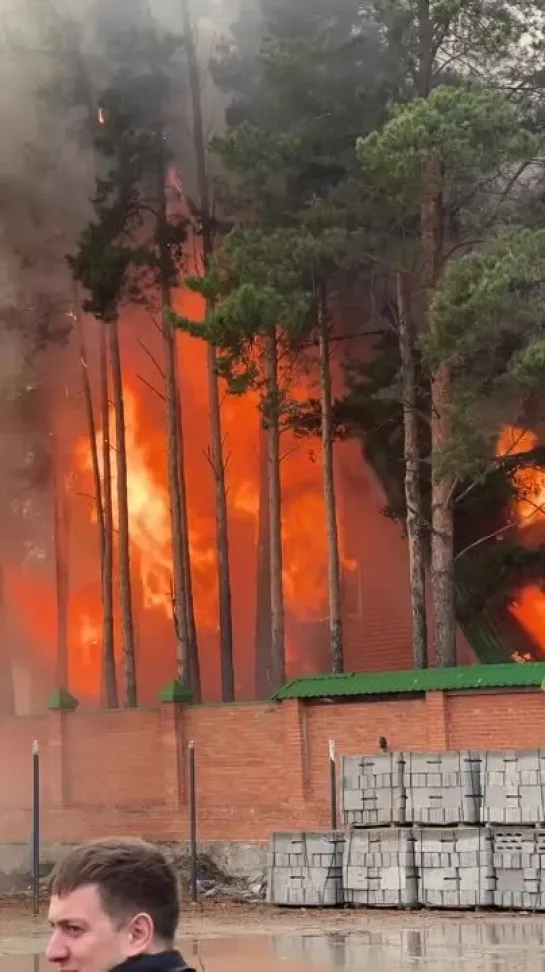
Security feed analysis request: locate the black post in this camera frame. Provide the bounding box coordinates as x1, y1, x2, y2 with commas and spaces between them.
329, 739, 338, 830
32, 740, 40, 916
188, 741, 197, 903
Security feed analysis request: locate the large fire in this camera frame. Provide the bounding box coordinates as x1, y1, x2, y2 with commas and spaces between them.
3, 309, 348, 704
2, 151, 358, 709
496, 425, 545, 656
55, 282, 356, 701
76, 384, 217, 628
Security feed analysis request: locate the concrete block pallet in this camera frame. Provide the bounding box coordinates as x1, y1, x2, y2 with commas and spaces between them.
414, 826, 494, 908
481, 750, 545, 825
342, 750, 482, 827
267, 748, 545, 912
266, 831, 344, 907
405, 752, 481, 825
342, 753, 406, 827
343, 827, 418, 908
492, 825, 545, 910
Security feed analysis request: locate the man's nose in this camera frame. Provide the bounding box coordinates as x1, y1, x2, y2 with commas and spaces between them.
46, 930, 69, 962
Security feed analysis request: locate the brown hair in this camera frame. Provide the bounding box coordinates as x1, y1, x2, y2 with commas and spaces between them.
50, 838, 180, 943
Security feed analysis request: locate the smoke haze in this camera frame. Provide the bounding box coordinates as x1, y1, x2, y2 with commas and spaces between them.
0, 0, 379, 712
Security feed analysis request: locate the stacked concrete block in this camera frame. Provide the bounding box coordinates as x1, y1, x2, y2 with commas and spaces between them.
414, 826, 494, 908
266, 831, 344, 907
343, 826, 418, 908
342, 753, 406, 826
405, 751, 481, 825
492, 826, 545, 910
481, 750, 545, 824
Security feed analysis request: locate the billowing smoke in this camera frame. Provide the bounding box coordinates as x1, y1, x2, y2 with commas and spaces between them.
0, 0, 96, 575
0, 0, 293, 712
0, 0, 243, 567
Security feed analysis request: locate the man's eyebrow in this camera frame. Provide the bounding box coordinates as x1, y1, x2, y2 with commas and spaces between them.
50, 918, 86, 927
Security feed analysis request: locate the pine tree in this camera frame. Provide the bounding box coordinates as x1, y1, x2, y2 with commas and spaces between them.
180, 0, 235, 701
202, 0, 392, 683
69, 25, 203, 700
357, 85, 544, 664
175, 228, 313, 689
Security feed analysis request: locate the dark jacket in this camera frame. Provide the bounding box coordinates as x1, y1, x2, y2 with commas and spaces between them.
113, 950, 194, 972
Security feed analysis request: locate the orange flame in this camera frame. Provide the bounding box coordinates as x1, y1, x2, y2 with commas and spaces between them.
496, 426, 545, 528
497, 425, 545, 657
68, 324, 357, 696
60, 238, 356, 698
1, 185, 361, 705
76, 383, 217, 631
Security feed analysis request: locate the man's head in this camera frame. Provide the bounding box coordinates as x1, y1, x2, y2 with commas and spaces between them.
46, 838, 180, 972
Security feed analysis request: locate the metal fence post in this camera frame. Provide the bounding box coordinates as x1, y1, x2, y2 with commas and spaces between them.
329, 739, 338, 830
32, 740, 40, 916
188, 741, 197, 903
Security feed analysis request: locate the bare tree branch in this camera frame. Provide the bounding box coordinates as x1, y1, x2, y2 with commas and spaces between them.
137, 337, 165, 379
137, 374, 166, 402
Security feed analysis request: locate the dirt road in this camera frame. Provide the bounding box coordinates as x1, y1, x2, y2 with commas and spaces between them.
1, 898, 545, 954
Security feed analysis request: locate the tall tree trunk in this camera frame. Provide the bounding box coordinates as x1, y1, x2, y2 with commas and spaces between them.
265, 327, 285, 691
206, 348, 234, 700
162, 298, 190, 684
416, 0, 434, 97
181, 0, 234, 701
52, 431, 69, 691
173, 351, 201, 701
431, 359, 455, 666
156, 137, 201, 698
317, 289, 343, 674
99, 324, 119, 707
421, 152, 455, 667
397, 271, 428, 669
109, 317, 137, 707
413, 4, 453, 665
415, 18, 453, 666
78, 317, 104, 576
255, 422, 273, 697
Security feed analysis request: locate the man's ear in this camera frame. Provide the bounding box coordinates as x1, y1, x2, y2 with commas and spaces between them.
127, 913, 155, 955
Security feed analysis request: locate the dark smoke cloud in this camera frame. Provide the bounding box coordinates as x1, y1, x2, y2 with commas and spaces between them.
0, 0, 97, 568
0, 0, 245, 579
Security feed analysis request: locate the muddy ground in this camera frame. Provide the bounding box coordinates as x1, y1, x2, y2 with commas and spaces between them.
0, 897, 545, 953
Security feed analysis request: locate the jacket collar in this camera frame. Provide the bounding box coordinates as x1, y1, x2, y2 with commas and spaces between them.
111, 950, 194, 972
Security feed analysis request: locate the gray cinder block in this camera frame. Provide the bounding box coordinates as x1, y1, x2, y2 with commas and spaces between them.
267, 832, 344, 907
342, 753, 406, 827
414, 827, 494, 909
405, 752, 481, 826
492, 826, 545, 911
481, 751, 545, 825
343, 827, 418, 908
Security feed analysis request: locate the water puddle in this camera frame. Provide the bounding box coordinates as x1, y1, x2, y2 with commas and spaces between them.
3, 919, 545, 970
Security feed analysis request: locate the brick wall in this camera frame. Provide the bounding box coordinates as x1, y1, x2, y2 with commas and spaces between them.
2, 689, 543, 845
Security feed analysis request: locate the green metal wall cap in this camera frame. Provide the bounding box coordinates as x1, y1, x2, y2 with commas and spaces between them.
47, 688, 80, 711
273, 663, 545, 701
158, 679, 193, 703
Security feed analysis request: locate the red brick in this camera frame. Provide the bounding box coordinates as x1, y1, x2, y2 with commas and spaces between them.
0, 690, 541, 844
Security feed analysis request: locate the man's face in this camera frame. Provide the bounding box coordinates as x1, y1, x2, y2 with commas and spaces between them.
47, 884, 149, 972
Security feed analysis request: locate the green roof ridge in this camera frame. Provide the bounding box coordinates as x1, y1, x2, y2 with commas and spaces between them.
47, 688, 79, 711
272, 663, 545, 701
158, 679, 193, 703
